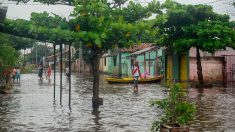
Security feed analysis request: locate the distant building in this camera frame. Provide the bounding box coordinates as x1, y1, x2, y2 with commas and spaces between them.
47, 45, 76, 71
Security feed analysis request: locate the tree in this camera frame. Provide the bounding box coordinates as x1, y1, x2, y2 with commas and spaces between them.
157, 1, 235, 85
25, 44, 52, 64
69, 0, 160, 108
0, 32, 34, 50
0, 35, 19, 84
0, 0, 160, 109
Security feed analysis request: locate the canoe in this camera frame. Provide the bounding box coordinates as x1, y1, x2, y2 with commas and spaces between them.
105, 75, 163, 84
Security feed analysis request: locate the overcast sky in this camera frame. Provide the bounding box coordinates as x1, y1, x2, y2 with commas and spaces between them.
1, 0, 234, 20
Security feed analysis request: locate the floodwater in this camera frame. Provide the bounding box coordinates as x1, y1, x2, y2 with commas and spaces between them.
0, 73, 234, 131
0, 73, 165, 132
188, 85, 235, 131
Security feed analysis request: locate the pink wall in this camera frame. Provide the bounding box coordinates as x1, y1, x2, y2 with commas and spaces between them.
225, 56, 235, 81
189, 47, 235, 82
190, 57, 223, 82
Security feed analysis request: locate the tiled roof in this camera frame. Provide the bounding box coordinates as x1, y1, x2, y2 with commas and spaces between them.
121, 43, 153, 52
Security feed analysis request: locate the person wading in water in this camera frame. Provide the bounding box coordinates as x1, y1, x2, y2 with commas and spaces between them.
46, 65, 51, 80
132, 61, 141, 91
38, 64, 43, 80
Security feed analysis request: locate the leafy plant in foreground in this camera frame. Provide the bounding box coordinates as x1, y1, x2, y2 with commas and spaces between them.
151, 83, 196, 131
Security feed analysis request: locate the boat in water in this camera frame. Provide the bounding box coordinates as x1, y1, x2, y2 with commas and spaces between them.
105, 75, 163, 84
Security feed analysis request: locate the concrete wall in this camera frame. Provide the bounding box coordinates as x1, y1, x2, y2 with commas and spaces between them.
224, 56, 235, 81
190, 57, 223, 82
99, 57, 108, 73
135, 51, 157, 77
99, 49, 163, 77
118, 53, 131, 76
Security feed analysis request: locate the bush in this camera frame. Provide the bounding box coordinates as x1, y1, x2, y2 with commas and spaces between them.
21, 64, 34, 74
151, 83, 196, 131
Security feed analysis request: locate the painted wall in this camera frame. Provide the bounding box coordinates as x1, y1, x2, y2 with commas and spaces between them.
117, 52, 131, 76
99, 57, 108, 73
190, 47, 235, 82
135, 51, 157, 77
180, 54, 189, 82
224, 56, 235, 82
165, 52, 189, 85
190, 57, 223, 82
166, 55, 173, 84
100, 49, 164, 77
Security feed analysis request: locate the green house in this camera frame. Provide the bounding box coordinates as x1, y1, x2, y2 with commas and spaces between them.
100, 44, 165, 77
100, 44, 151, 76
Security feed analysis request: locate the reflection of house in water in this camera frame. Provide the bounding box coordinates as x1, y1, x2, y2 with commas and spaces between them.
189, 47, 235, 83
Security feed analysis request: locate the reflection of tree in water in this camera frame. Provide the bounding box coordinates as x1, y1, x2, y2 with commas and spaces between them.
92, 108, 102, 132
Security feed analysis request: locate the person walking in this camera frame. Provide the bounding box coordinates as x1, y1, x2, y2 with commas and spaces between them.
16, 67, 21, 83
132, 61, 141, 91
46, 65, 51, 80
38, 64, 43, 80
12, 67, 17, 83
65, 67, 70, 80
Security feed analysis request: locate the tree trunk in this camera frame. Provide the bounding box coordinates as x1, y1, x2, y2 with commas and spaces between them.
196, 48, 204, 84
91, 53, 103, 109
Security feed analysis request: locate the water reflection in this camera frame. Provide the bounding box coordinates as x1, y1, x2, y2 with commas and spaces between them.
0, 73, 166, 131
189, 87, 235, 131
92, 108, 102, 131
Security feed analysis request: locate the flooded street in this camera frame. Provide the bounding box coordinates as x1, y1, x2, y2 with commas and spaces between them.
0, 73, 165, 132
189, 86, 235, 131
0, 73, 235, 131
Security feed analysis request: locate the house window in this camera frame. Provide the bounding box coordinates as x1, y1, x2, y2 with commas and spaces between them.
113, 57, 117, 66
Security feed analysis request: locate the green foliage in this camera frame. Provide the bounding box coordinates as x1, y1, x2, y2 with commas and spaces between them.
157, 1, 235, 52
0, 44, 18, 66
25, 44, 52, 64
21, 64, 34, 73
151, 84, 196, 131
69, 0, 160, 61
0, 44, 19, 82
31, 12, 70, 30
0, 33, 34, 50
112, 0, 162, 23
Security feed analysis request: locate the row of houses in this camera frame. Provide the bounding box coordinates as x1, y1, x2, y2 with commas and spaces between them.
100, 45, 235, 84
47, 44, 235, 84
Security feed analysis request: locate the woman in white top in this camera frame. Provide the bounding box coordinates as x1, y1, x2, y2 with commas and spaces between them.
132, 61, 141, 91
